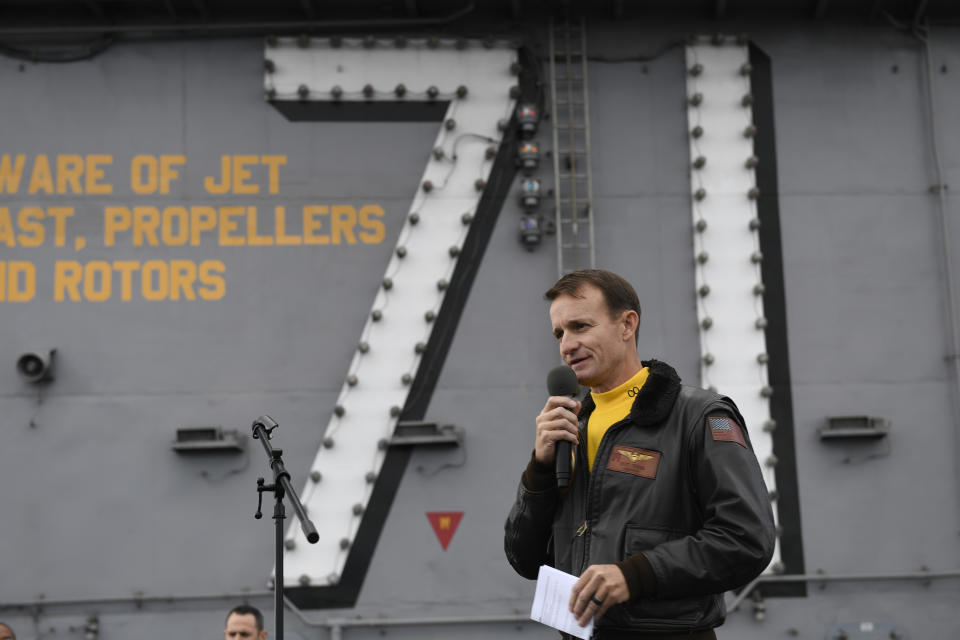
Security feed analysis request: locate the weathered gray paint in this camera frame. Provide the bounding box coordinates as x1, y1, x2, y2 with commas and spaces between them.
1, 18, 960, 640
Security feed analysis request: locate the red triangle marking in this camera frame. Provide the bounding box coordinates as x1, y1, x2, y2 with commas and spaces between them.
426, 512, 463, 551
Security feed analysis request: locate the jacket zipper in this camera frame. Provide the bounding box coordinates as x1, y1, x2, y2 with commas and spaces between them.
578, 416, 632, 575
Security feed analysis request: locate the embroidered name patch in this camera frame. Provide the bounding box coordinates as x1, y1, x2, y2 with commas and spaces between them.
708, 416, 747, 448
607, 446, 660, 479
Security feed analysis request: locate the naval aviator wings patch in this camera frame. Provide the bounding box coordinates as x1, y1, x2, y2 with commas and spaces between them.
607, 446, 660, 479
708, 415, 747, 448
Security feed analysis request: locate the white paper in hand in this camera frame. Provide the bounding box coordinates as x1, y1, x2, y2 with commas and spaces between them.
529, 565, 595, 640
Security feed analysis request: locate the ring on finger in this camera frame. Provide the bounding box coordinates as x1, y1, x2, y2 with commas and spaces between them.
590, 595, 604, 607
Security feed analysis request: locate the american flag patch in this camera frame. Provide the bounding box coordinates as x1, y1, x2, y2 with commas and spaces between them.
708, 416, 747, 448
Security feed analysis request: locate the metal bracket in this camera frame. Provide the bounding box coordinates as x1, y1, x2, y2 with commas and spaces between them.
827, 620, 907, 640
171, 426, 246, 453
389, 421, 462, 447
819, 415, 888, 441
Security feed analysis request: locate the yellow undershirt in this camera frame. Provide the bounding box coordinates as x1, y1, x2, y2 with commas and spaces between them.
587, 367, 650, 471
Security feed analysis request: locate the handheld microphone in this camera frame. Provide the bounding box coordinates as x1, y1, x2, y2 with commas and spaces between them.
547, 365, 580, 489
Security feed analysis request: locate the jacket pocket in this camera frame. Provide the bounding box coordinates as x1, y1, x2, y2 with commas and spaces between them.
603, 524, 717, 629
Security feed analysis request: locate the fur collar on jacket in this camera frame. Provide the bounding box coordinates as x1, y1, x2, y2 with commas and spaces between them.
579, 359, 682, 428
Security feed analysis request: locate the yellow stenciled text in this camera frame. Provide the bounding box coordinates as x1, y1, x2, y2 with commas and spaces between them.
54, 259, 226, 302
0, 206, 76, 247
0, 154, 113, 195
130, 155, 186, 195
103, 204, 385, 247
0, 261, 36, 301
204, 155, 287, 195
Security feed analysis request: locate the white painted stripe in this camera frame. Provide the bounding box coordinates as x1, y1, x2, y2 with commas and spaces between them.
686, 41, 781, 573
266, 38, 517, 586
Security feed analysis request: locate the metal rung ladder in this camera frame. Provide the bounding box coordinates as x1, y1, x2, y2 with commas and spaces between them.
549, 17, 596, 276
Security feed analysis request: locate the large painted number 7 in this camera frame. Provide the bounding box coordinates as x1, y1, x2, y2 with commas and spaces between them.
265, 37, 518, 604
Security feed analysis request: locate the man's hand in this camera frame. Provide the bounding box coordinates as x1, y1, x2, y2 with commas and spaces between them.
534, 396, 581, 465
569, 564, 630, 626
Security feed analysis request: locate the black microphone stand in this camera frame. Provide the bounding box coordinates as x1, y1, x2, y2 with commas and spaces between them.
252, 415, 320, 640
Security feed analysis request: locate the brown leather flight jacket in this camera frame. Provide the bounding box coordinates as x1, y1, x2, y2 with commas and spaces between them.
504, 360, 776, 636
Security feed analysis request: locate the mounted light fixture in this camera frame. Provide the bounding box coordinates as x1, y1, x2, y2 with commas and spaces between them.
518, 142, 540, 174
519, 178, 542, 208
517, 103, 539, 138
519, 214, 542, 249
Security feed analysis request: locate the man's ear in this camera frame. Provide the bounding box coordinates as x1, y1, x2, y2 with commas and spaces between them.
259, 631, 267, 640
621, 310, 639, 340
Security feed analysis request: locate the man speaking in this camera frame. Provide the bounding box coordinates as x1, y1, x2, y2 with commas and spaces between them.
504, 269, 776, 639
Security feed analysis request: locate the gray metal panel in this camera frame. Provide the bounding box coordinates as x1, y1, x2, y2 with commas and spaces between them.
761, 27, 960, 577
792, 381, 958, 566
589, 52, 692, 199
2, 19, 960, 640
780, 194, 949, 382
0, 39, 442, 604
588, 53, 702, 383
